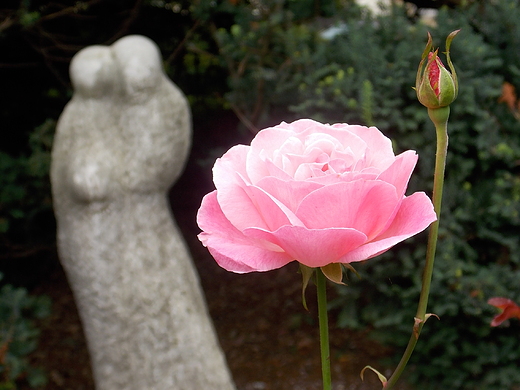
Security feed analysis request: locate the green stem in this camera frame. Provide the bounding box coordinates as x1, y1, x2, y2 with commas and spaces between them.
316, 268, 332, 390
385, 106, 450, 389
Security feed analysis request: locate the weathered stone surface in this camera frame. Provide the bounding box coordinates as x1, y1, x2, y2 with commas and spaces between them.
51, 35, 235, 390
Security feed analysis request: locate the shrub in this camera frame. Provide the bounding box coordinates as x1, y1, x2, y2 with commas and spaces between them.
0, 274, 51, 389
0, 119, 54, 245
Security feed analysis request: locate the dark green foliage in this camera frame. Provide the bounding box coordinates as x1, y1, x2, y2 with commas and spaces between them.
0, 120, 54, 243
202, 1, 520, 389
0, 274, 51, 389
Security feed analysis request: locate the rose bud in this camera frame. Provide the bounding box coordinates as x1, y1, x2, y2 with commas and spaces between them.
416, 31, 459, 109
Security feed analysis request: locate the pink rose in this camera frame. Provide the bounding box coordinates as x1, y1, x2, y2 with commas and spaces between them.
197, 119, 436, 273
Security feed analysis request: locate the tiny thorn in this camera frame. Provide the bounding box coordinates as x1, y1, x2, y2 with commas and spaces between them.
413, 313, 440, 339
425, 313, 441, 322
413, 317, 422, 340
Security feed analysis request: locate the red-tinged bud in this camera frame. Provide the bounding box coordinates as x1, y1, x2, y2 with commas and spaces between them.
427, 52, 442, 96
416, 31, 459, 109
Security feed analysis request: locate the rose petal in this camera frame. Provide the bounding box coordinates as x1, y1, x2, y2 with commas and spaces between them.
215, 177, 270, 231
303, 133, 345, 155
296, 180, 398, 240
244, 225, 367, 268
213, 146, 272, 231
213, 144, 250, 184
338, 191, 436, 263
255, 176, 323, 213
301, 126, 368, 162
272, 137, 305, 176
336, 124, 396, 170
247, 127, 295, 183
377, 150, 418, 199
308, 169, 379, 185
285, 118, 336, 134
263, 158, 293, 181
244, 184, 304, 229
197, 191, 293, 272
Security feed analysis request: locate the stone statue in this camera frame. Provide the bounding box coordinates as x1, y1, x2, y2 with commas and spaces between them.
51, 35, 235, 390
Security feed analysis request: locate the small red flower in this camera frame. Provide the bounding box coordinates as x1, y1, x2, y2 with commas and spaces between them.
488, 297, 520, 327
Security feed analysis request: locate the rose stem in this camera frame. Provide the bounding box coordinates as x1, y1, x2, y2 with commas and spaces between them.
316, 268, 332, 390
385, 105, 450, 389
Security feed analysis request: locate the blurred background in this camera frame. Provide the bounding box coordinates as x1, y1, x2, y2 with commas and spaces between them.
1, 0, 520, 389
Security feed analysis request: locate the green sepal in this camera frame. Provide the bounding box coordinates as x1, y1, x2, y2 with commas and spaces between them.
415, 32, 433, 92
361, 365, 388, 387
342, 263, 360, 279
321, 263, 344, 285
444, 29, 460, 98
299, 264, 315, 311
437, 64, 457, 106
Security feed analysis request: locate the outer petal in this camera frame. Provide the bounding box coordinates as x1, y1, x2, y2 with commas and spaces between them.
214, 144, 250, 184
296, 180, 398, 240
338, 191, 436, 263
377, 150, 418, 199
197, 191, 293, 272
213, 145, 272, 231
244, 225, 367, 268
215, 178, 271, 231
243, 184, 304, 229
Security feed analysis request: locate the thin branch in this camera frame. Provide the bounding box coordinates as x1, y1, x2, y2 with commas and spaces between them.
165, 18, 201, 66
0, 244, 56, 260
0, 15, 14, 33
35, 0, 105, 24
0, 62, 40, 68
106, 0, 143, 43
229, 102, 259, 134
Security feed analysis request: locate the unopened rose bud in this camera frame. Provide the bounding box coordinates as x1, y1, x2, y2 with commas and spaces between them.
416, 31, 459, 109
